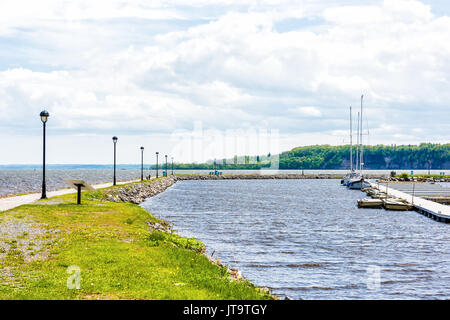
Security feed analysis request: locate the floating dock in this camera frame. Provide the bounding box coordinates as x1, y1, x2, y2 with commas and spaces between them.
370, 182, 450, 223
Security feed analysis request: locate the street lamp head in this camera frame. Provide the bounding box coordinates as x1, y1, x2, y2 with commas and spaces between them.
112, 136, 118, 143
156, 152, 159, 155
140, 146, 144, 150
40, 110, 49, 123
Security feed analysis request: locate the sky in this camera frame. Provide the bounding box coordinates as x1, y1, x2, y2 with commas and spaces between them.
0, 0, 449, 164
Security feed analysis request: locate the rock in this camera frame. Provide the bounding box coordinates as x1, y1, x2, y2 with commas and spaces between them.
103, 176, 178, 204
147, 221, 172, 233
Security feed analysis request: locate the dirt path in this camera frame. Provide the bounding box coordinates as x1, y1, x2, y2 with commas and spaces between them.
0, 179, 140, 212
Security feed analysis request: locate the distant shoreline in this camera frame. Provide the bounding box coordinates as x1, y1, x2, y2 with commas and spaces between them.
0, 165, 447, 172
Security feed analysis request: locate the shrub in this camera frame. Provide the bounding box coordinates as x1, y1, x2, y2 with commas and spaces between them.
124, 218, 134, 225
144, 231, 205, 252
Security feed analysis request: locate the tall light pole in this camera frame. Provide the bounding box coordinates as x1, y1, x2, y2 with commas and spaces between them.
40, 110, 49, 199
140, 146, 144, 181
165, 155, 168, 176
112, 136, 118, 185
156, 152, 159, 178
171, 157, 174, 175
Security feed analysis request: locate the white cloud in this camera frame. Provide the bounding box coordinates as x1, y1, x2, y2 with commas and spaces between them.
289, 106, 322, 117
0, 0, 449, 164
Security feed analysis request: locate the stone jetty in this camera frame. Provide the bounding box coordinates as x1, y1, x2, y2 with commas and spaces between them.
101, 173, 391, 204
102, 176, 178, 204
176, 173, 387, 180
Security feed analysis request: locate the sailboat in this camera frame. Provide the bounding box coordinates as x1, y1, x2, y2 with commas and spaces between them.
341, 106, 359, 186
347, 95, 371, 190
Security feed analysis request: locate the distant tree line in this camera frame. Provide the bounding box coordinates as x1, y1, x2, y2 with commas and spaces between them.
153, 143, 450, 170
279, 143, 449, 169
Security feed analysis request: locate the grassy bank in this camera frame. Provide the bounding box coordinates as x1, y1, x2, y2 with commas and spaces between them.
0, 182, 272, 300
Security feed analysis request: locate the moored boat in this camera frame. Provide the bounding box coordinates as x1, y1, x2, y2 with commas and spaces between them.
347, 178, 371, 190
346, 95, 370, 190
371, 192, 388, 199
357, 198, 383, 208
342, 172, 360, 186
382, 199, 413, 211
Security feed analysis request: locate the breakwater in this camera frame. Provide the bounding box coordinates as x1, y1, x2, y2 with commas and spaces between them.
101, 176, 178, 204
98, 174, 390, 204
176, 173, 386, 180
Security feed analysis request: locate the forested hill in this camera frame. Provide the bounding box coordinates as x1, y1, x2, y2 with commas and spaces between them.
279, 143, 450, 170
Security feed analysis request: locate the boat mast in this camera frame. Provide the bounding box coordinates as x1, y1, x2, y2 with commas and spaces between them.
360, 94, 364, 175
349, 106, 353, 172
356, 111, 360, 172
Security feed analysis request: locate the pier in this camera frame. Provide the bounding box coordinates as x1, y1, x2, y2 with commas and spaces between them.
371, 181, 450, 223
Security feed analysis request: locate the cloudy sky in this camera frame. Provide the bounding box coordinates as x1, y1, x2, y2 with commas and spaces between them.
0, 0, 449, 164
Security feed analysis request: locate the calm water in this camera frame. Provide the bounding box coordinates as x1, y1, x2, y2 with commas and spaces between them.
0, 169, 141, 196
141, 179, 450, 300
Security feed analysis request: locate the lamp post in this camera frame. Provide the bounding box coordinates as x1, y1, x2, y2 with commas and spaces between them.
40, 110, 49, 199
112, 136, 118, 185
165, 155, 168, 176
140, 146, 144, 181
171, 157, 174, 175
156, 152, 159, 178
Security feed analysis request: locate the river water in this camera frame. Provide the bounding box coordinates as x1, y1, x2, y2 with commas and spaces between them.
141, 179, 450, 300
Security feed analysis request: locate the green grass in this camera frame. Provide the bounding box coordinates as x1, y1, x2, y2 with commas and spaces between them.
396, 174, 450, 179
0, 186, 272, 300
410, 174, 449, 178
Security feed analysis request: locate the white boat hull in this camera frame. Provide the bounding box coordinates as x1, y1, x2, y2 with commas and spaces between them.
347, 179, 371, 190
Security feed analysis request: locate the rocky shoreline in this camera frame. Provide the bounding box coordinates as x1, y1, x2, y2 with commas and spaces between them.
99, 176, 277, 297
101, 176, 178, 204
